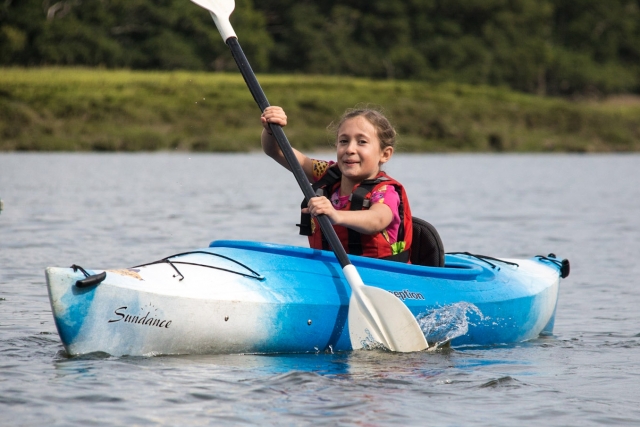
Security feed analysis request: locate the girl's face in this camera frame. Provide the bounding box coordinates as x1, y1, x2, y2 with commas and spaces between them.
336, 116, 393, 184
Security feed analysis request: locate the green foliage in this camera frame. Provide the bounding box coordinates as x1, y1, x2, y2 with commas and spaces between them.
255, 0, 640, 95
0, 0, 272, 71
2, 0, 639, 95
1, 68, 638, 152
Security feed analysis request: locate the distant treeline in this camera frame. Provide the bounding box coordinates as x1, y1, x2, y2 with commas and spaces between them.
1, 0, 640, 96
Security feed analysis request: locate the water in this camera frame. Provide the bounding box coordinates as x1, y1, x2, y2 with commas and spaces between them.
1, 153, 639, 426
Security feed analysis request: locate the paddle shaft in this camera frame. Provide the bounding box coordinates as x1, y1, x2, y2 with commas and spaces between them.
191, 3, 427, 350
225, 37, 351, 268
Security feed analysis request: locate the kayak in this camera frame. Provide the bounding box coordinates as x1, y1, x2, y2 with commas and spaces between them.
45, 240, 569, 357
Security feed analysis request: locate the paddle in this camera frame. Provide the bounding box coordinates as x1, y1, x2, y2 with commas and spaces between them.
189, 0, 428, 352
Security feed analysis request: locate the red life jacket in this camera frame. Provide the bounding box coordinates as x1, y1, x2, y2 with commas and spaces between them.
298, 166, 413, 262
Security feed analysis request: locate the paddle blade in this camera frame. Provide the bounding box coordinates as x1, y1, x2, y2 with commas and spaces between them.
189, 0, 236, 40
348, 285, 429, 353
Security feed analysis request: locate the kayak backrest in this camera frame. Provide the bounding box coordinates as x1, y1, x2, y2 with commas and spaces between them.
410, 217, 445, 267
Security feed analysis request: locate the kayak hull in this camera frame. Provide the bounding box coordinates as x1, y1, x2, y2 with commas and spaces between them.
46, 240, 564, 356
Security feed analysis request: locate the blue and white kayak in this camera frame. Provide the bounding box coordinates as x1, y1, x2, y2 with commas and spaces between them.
45, 240, 569, 357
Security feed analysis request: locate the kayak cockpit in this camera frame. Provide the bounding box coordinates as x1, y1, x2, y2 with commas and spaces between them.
209, 240, 492, 282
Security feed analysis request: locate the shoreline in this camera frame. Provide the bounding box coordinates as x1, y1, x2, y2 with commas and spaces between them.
2, 67, 639, 153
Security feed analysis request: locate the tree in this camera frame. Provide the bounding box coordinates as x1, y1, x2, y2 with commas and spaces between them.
2, 0, 639, 95
0, 0, 273, 71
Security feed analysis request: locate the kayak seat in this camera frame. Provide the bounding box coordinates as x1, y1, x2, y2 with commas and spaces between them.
410, 217, 445, 267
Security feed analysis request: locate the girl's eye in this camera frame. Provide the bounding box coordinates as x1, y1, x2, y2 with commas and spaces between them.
359, 139, 368, 145
338, 139, 348, 145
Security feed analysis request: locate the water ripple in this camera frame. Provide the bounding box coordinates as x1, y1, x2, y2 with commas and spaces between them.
478, 376, 525, 389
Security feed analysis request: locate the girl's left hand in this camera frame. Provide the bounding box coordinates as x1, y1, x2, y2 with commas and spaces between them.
261, 106, 287, 132
303, 196, 341, 224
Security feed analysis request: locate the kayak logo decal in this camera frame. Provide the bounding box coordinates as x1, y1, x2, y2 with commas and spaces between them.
389, 290, 425, 301
108, 305, 173, 328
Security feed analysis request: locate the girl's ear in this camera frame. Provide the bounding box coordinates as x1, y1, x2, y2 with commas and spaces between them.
379, 146, 394, 164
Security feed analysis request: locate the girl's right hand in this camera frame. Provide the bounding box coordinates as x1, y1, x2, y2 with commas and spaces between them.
261, 105, 314, 182
303, 196, 341, 225
261, 106, 287, 134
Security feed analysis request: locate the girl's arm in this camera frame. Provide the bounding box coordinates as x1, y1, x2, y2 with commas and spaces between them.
261, 106, 314, 181
303, 197, 394, 234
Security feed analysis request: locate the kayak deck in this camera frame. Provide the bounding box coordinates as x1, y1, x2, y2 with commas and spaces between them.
45, 240, 566, 356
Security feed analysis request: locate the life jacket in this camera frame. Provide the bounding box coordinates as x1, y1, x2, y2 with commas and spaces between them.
298, 166, 413, 262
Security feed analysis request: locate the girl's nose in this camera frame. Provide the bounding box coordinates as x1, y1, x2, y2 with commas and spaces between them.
345, 140, 357, 153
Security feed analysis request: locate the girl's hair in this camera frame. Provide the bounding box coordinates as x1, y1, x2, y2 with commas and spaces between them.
330, 107, 397, 150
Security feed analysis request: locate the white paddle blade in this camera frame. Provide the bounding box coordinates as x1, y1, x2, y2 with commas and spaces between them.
343, 266, 428, 352
189, 0, 236, 40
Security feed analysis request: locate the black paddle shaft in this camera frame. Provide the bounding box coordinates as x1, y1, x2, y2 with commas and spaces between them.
226, 37, 351, 268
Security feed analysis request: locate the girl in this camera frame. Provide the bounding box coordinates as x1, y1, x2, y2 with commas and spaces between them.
261, 106, 413, 262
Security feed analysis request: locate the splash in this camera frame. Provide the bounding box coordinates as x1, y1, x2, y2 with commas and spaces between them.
359, 329, 388, 351
416, 303, 483, 348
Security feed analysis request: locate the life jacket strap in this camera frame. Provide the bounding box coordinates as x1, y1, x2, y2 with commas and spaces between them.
382, 250, 410, 263
346, 181, 378, 255
297, 167, 342, 236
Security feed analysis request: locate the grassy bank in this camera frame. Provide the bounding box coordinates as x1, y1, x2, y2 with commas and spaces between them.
1, 67, 639, 152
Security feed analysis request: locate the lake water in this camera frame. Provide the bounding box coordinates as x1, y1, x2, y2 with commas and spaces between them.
1, 153, 639, 426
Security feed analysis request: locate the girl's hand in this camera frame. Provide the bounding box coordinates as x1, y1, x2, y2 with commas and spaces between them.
261, 106, 287, 134
260, 105, 315, 183
304, 196, 394, 234
303, 196, 342, 225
